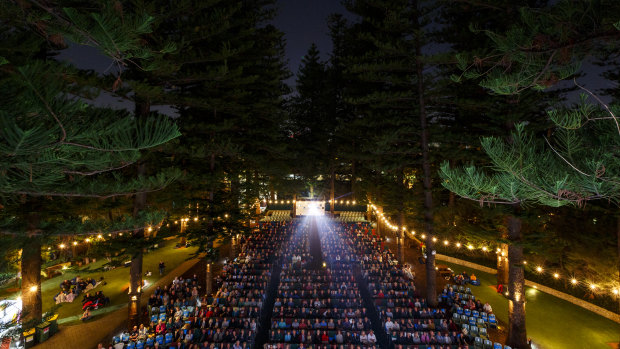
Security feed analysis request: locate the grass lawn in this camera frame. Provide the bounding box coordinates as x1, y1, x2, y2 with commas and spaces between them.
1, 238, 198, 324
441, 261, 620, 349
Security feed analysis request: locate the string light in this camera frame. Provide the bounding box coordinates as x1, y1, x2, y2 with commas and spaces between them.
367, 201, 618, 296
85, 238, 91, 243
73, 241, 78, 246
59, 244, 65, 249
97, 234, 103, 239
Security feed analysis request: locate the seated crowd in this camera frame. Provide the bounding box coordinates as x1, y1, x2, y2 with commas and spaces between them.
266, 220, 378, 349
107, 217, 502, 349
111, 221, 295, 349
54, 276, 101, 304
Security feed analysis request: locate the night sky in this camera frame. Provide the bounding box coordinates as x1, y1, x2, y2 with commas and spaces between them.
56, 1, 613, 107
274, 0, 350, 84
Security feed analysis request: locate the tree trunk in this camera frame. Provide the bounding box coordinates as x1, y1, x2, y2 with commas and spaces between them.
497, 243, 509, 286
506, 214, 528, 349
206, 262, 213, 296
351, 141, 356, 201
128, 162, 147, 328
21, 235, 42, 327
414, 1, 436, 307
617, 214, 620, 314
330, 167, 335, 214
396, 205, 405, 264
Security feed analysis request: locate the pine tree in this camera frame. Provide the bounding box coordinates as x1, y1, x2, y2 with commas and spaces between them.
436, 0, 559, 287
343, 0, 441, 305
0, 1, 180, 327
440, 1, 620, 347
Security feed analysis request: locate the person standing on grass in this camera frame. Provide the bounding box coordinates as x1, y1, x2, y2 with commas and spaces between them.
159, 260, 165, 275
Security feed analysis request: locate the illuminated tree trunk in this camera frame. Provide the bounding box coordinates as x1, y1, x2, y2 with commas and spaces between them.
506, 214, 528, 349
351, 142, 356, 201
497, 242, 509, 287
206, 262, 213, 296
128, 162, 146, 328
398, 206, 405, 264
617, 214, 620, 314
330, 167, 335, 214
21, 234, 42, 327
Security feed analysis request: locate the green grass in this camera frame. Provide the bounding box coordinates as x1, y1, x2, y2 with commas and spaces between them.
1, 239, 198, 324
441, 261, 620, 349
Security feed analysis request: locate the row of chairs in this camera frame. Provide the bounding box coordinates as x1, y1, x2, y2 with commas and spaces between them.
334, 212, 366, 223
445, 284, 472, 294
474, 337, 513, 349
454, 308, 496, 328
113, 332, 174, 349
262, 211, 292, 222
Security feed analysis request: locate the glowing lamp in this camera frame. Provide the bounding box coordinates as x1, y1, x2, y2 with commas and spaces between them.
612, 289, 619, 295
553, 273, 559, 279
97, 234, 103, 239
590, 284, 596, 290
85, 238, 91, 243
570, 278, 577, 285
421, 234, 426, 239
536, 266, 543, 273
443, 240, 449, 246
467, 244, 474, 250
523, 261, 527, 265
194, 217, 198, 222
147, 226, 153, 232
29, 285, 37, 292
59, 244, 65, 249
73, 241, 78, 246
432, 237, 437, 242
455, 242, 461, 248
482, 246, 488, 252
